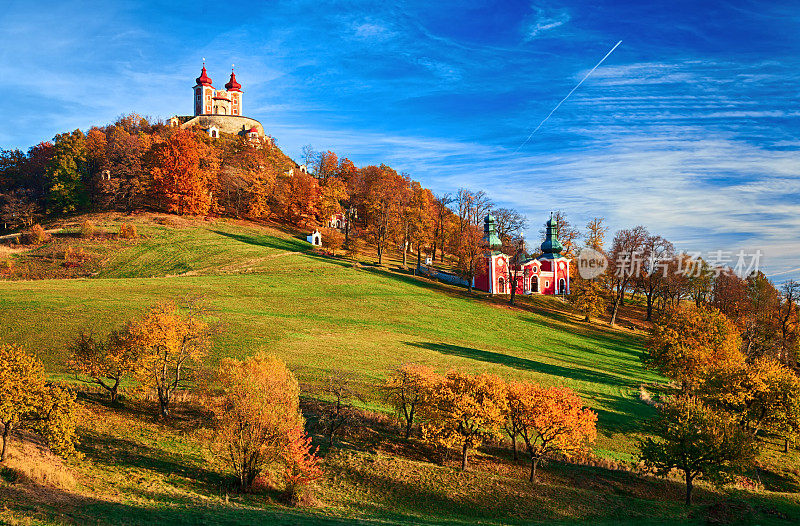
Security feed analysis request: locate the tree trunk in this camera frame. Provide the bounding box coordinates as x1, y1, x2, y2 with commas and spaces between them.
1, 422, 12, 463
461, 442, 468, 470
785, 437, 790, 454
511, 434, 518, 461
610, 297, 621, 326
685, 474, 693, 505
529, 455, 539, 482
645, 293, 653, 321
110, 378, 120, 403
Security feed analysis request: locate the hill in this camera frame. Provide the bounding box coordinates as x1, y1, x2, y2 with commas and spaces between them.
1, 214, 799, 525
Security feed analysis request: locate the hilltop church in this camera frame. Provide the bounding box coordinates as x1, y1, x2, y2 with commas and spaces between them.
169, 63, 269, 145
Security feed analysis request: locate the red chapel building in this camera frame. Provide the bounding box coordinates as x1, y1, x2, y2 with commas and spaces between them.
474, 214, 571, 296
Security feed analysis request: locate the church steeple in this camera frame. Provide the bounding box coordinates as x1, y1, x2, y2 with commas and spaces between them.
539, 213, 564, 259
483, 214, 502, 250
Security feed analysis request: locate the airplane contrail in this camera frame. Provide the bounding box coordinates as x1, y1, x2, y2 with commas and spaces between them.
514, 40, 622, 153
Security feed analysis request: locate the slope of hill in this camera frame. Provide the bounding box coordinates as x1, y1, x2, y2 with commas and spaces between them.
1, 214, 799, 525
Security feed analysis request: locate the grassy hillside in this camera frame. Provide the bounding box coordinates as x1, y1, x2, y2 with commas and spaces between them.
0, 214, 658, 458
1, 214, 798, 525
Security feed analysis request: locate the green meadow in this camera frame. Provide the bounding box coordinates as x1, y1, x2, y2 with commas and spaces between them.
1, 215, 798, 525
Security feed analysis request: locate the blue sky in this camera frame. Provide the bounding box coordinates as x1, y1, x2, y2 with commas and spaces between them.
2, 1, 799, 280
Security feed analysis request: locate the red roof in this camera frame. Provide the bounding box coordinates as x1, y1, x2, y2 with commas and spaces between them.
225, 71, 242, 92
248, 127, 259, 133
195, 65, 213, 87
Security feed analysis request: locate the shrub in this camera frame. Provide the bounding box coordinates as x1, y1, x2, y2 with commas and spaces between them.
80, 220, 96, 238
63, 246, 86, 268
212, 353, 310, 491
23, 224, 50, 245
0, 259, 13, 276
119, 222, 137, 239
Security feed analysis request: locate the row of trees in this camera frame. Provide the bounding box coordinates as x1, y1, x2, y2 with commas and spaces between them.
383, 365, 597, 481
1, 117, 538, 276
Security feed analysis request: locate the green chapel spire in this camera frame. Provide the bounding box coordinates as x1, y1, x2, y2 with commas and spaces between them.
483, 214, 502, 250
539, 212, 563, 259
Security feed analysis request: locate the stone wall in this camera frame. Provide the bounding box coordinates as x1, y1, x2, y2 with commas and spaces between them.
179, 115, 265, 136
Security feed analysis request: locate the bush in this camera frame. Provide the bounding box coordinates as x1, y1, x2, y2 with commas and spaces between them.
0, 259, 13, 276
119, 222, 137, 239
23, 224, 50, 245
80, 220, 97, 238
63, 246, 86, 268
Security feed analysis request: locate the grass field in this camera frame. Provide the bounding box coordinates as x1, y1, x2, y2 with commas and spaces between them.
1, 214, 799, 525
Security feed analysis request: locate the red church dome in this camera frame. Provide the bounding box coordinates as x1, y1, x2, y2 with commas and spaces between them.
225, 70, 242, 92
195, 65, 213, 87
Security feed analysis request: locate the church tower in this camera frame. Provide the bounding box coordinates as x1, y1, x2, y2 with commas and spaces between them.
225, 67, 243, 116
193, 63, 214, 116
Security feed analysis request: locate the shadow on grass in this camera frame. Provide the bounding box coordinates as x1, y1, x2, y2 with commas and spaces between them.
78, 432, 226, 490
211, 229, 311, 253
0, 482, 370, 526
405, 341, 637, 389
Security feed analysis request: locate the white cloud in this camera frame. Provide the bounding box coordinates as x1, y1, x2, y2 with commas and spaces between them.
524, 6, 571, 40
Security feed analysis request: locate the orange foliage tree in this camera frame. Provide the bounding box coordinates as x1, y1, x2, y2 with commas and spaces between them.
645, 305, 744, 392
147, 130, 218, 215
421, 371, 507, 470
513, 383, 597, 481
213, 353, 311, 491
68, 329, 140, 403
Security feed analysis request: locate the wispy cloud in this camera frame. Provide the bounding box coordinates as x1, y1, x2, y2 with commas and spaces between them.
524, 6, 571, 40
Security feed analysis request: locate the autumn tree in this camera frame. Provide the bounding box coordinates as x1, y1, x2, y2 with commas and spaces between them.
382, 364, 439, 439
68, 330, 140, 403
513, 383, 596, 481
432, 193, 454, 262
568, 276, 607, 322
320, 370, 363, 446
213, 353, 305, 491
638, 234, 674, 321
0, 344, 80, 462
362, 165, 403, 265
454, 224, 485, 292
502, 380, 526, 460
639, 395, 757, 505
645, 305, 744, 392
46, 129, 89, 214
584, 217, 608, 251
283, 422, 323, 504
421, 371, 507, 470
128, 302, 212, 417
702, 357, 800, 452
607, 226, 648, 325
147, 129, 218, 215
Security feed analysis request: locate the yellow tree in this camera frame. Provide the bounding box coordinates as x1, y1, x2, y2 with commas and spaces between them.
422, 371, 507, 470
128, 302, 212, 417
0, 344, 80, 462
213, 353, 306, 490
515, 383, 597, 481
568, 276, 607, 322
645, 305, 744, 392
68, 330, 140, 402
382, 364, 439, 439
